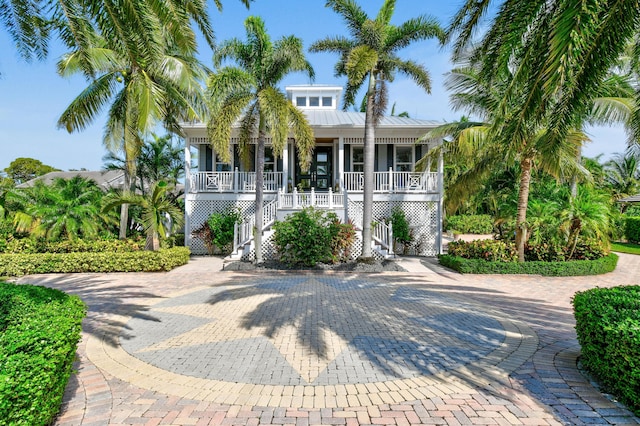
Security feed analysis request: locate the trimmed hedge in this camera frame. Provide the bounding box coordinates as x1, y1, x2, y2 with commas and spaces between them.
438, 253, 618, 276
625, 217, 640, 244
445, 215, 494, 234
0, 283, 86, 425
0, 238, 144, 254
0, 247, 191, 277
573, 286, 640, 415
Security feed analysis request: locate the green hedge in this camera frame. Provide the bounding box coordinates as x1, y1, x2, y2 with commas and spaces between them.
573, 286, 640, 415
0, 247, 191, 277
445, 215, 494, 234
625, 217, 640, 244
0, 283, 86, 425
438, 253, 618, 276
0, 238, 145, 254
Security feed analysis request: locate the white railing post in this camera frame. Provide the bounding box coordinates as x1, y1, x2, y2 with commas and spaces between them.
234, 167, 239, 194
233, 221, 239, 254
328, 188, 333, 209
388, 222, 394, 255
343, 189, 349, 223
293, 188, 299, 209
389, 167, 394, 193
311, 187, 316, 206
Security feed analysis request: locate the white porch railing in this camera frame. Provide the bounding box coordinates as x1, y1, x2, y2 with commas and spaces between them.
373, 220, 394, 253
277, 188, 343, 209
344, 169, 438, 193
189, 169, 283, 193
231, 198, 279, 256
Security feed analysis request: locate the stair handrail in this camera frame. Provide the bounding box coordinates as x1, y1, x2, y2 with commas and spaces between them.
346, 197, 394, 255
232, 198, 279, 256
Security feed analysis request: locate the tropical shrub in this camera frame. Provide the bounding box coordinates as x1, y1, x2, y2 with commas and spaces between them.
389, 207, 412, 253
573, 286, 640, 415
447, 239, 517, 262
0, 283, 86, 425
445, 215, 494, 234
207, 210, 241, 254
0, 238, 144, 254
273, 208, 355, 266
625, 217, 640, 243
0, 247, 190, 277
525, 239, 607, 262
439, 253, 618, 276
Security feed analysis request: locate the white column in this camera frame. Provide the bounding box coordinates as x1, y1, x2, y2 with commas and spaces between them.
337, 137, 344, 191
436, 144, 444, 255
184, 138, 192, 248
282, 141, 289, 192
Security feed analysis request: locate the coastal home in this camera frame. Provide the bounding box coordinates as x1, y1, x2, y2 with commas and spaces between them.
181, 85, 444, 260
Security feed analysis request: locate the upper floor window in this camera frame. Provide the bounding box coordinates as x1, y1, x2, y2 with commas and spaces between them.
309, 97, 320, 107
352, 146, 364, 172
296, 96, 306, 107
215, 153, 232, 172
264, 147, 276, 173
395, 146, 413, 172
322, 97, 332, 107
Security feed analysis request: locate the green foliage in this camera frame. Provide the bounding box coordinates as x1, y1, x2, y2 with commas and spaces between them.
624, 217, 640, 243
0, 283, 85, 425
273, 208, 355, 266
207, 210, 241, 254
439, 253, 618, 276
611, 242, 640, 255
445, 215, 494, 234
447, 239, 517, 262
0, 247, 190, 277
3, 158, 59, 184
390, 207, 412, 244
0, 238, 144, 254
573, 286, 640, 415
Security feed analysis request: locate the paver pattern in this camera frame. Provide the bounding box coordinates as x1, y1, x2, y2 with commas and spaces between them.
15, 254, 640, 425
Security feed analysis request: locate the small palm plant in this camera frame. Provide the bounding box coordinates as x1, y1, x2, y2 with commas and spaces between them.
102, 181, 183, 251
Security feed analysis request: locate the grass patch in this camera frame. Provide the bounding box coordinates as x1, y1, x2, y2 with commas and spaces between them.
611, 242, 640, 255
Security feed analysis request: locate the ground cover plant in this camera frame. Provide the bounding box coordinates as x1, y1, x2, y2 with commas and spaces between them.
574, 286, 640, 415
0, 282, 86, 425
611, 242, 640, 255
445, 215, 494, 234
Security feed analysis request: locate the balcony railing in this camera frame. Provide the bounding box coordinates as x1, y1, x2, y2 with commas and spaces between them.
188, 170, 283, 193
188, 169, 439, 194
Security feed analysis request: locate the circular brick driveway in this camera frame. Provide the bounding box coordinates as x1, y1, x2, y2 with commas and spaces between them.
17, 255, 640, 425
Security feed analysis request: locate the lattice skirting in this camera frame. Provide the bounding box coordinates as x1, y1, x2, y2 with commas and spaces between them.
187, 199, 439, 258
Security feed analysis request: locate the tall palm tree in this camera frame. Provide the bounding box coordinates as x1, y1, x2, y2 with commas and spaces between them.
206, 16, 315, 263
57, 31, 206, 238
310, 0, 443, 257
421, 62, 590, 261
102, 181, 183, 251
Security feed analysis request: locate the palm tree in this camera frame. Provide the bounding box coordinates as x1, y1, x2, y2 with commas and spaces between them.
605, 152, 640, 202
310, 0, 443, 257
102, 181, 183, 251
206, 16, 315, 263
57, 30, 206, 239
9, 177, 116, 240
421, 62, 590, 261
447, 0, 640, 171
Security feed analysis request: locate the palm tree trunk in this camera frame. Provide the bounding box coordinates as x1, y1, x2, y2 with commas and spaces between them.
515, 157, 533, 262
361, 72, 377, 259
119, 168, 133, 239
255, 120, 266, 263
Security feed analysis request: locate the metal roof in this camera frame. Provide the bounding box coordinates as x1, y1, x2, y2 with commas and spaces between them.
17, 170, 125, 188
303, 109, 441, 128
618, 194, 640, 203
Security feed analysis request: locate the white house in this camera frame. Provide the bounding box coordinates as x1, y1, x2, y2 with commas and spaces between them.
181, 85, 444, 260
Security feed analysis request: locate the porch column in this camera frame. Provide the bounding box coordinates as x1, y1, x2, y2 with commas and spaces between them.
338, 136, 344, 191
184, 138, 192, 248
436, 145, 444, 255
282, 141, 289, 193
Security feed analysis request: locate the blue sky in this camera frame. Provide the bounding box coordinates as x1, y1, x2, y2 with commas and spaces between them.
0, 0, 629, 173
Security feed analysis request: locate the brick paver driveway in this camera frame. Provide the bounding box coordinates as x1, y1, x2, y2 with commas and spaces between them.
16, 254, 640, 425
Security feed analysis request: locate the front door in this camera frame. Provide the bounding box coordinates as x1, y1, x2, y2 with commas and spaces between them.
296, 146, 332, 191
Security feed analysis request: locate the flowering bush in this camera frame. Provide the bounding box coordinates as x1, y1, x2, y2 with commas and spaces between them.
447, 239, 517, 262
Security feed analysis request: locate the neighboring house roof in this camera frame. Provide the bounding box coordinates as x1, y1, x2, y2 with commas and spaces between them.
618, 194, 640, 203
16, 170, 126, 189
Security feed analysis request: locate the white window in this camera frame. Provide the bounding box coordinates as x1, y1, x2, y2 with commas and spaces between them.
394, 146, 413, 172
351, 146, 364, 172
309, 96, 319, 107
322, 96, 332, 107
215, 153, 231, 172
263, 147, 276, 173
296, 96, 306, 107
